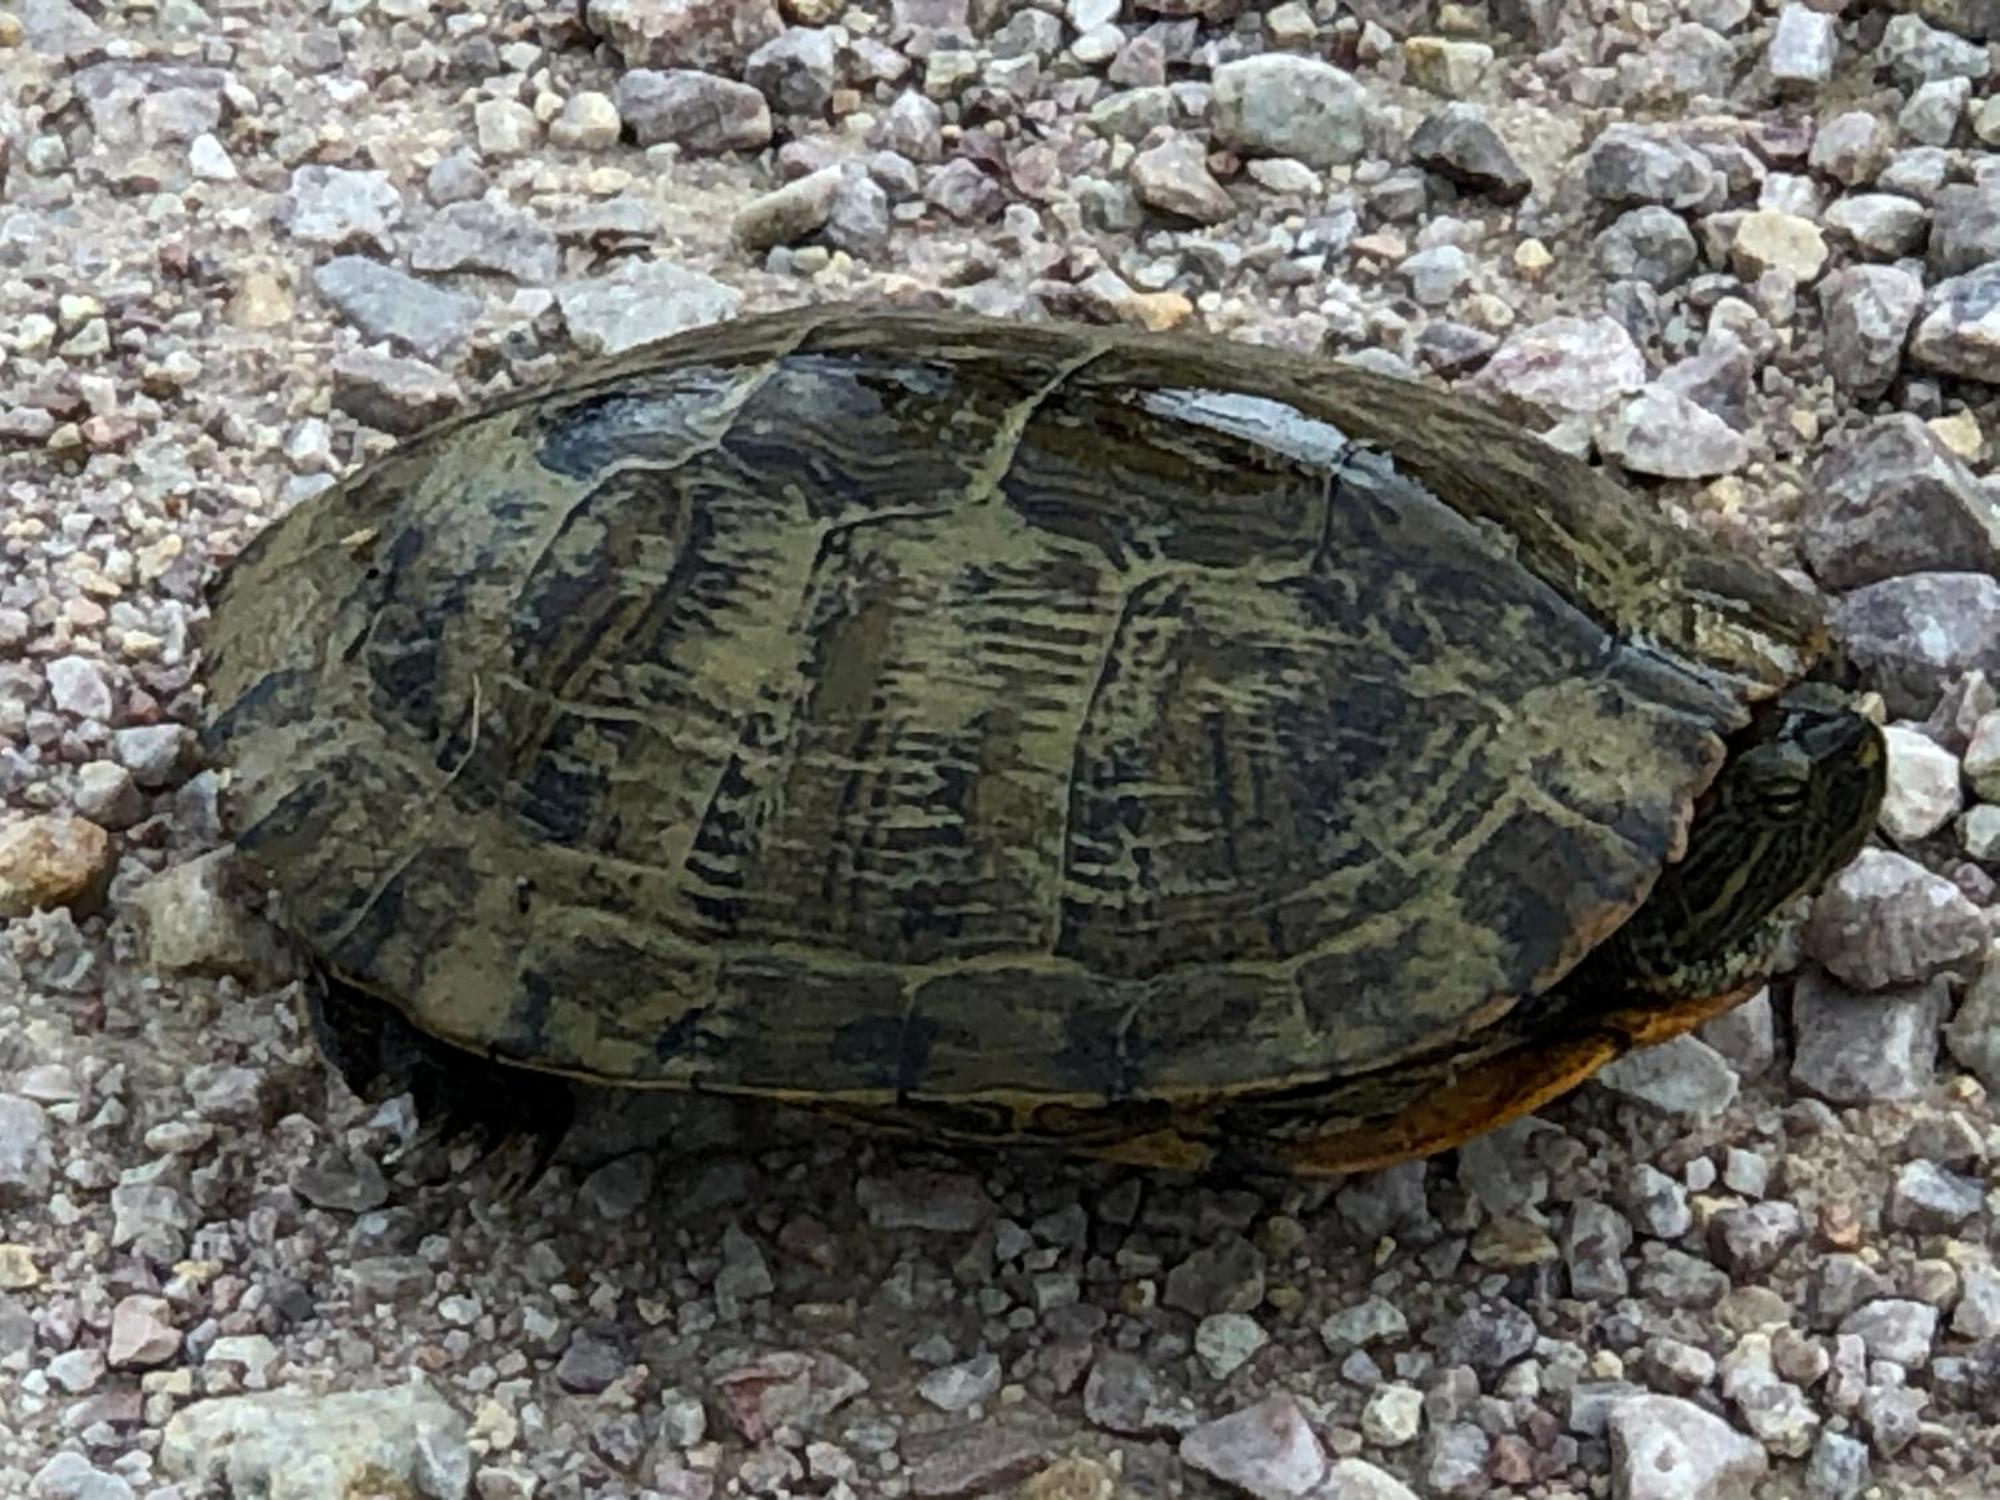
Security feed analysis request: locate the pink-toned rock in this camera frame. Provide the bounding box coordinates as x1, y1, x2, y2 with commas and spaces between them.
1179, 1396, 1328, 1500
109, 1294, 181, 1368
717, 1351, 868, 1442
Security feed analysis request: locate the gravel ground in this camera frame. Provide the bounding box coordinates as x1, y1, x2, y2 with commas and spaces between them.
5, 0, 2000, 1497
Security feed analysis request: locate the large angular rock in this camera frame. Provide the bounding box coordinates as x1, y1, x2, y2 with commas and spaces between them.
1473, 315, 1647, 423
1607, 1395, 1766, 1500
1789, 970, 1948, 1104
555, 260, 740, 357
1835, 572, 2000, 716
159, 1380, 470, 1500
1818, 265, 1923, 398
1210, 56, 1366, 168
614, 69, 772, 153
1804, 413, 2000, 587
311, 257, 479, 362
1911, 263, 2000, 383
584, 0, 782, 70
1805, 847, 1985, 990
1582, 124, 1722, 209
1179, 1396, 1327, 1500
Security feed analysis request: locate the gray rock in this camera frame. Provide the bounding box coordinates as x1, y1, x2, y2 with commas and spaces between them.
0, 1094, 52, 1205
924, 159, 1006, 223
1806, 1255, 1897, 1329
1911, 262, 2000, 382
1818, 266, 1924, 398
918, 1351, 1001, 1411
1805, 848, 1984, 990
110, 1182, 193, 1257
1424, 1423, 1489, 1497
1878, 12, 1990, 86
1836, 572, 2000, 717
331, 351, 463, 435
73, 760, 140, 829
159, 1379, 469, 1499
1838, 1299, 1937, 1367
1195, 1312, 1269, 1379
1810, 111, 1892, 186
855, 1169, 992, 1231
1210, 56, 1366, 168
424, 152, 487, 206
1860, 1383, 1927, 1457
131, 851, 291, 984
1595, 1034, 1739, 1120
734, 165, 842, 248
1709, 1201, 1803, 1277
1598, 385, 1747, 477
47, 655, 113, 721
1768, 4, 1837, 83
579, 1152, 654, 1220
824, 171, 891, 257
1928, 183, 2000, 276
409, 201, 560, 284
1945, 959, 2000, 1089
906, 1427, 1047, 1499
1407, 103, 1529, 202
1320, 1296, 1410, 1348
1402, 245, 1469, 305
112, 724, 189, 787
1886, 1160, 1984, 1230
1595, 206, 1698, 287
1607, 1395, 1767, 1500
1954, 1267, 2000, 1339
1164, 1233, 1265, 1315
1901, 77, 1970, 145
1179, 1395, 1327, 1500
1583, 124, 1722, 209
1877, 724, 1962, 840
1806, 413, 2000, 586
1322, 1460, 1419, 1500
555, 1331, 626, 1394
583, 0, 782, 70
1562, 1199, 1633, 1300
312, 257, 478, 362
295, 1151, 389, 1213
1082, 1351, 1196, 1437
1823, 194, 1930, 259
1439, 1299, 1535, 1370
1131, 133, 1234, 224
274, 166, 404, 252
556, 260, 740, 357
744, 26, 840, 114
614, 69, 772, 153
1475, 314, 1647, 423
1804, 1431, 1869, 1500
1791, 970, 1947, 1103
1637, 1246, 1731, 1309
30, 1451, 136, 1500
869, 90, 944, 162
716, 1350, 868, 1442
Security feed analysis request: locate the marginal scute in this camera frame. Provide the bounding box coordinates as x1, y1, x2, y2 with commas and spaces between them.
201, 307, 1833, 1137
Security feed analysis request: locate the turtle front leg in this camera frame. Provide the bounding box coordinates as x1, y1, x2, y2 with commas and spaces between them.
306, 970, 574, 1190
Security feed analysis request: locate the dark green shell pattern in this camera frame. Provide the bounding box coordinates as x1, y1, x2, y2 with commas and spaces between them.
200, 308, 1829, 1113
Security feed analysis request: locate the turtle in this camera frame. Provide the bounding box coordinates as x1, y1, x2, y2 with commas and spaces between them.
198, 305, 1885, 1177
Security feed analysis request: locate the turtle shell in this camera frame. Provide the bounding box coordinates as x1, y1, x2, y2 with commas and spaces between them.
200, 307, 1829, 1115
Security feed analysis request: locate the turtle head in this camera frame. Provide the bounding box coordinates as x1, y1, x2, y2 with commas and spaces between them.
1598, 685, 1885, 999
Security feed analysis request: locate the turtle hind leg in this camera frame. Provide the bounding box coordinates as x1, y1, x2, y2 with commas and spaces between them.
307, 972, 574, 1193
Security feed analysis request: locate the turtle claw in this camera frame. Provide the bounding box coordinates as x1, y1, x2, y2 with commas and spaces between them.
308, 970, 575, 1196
